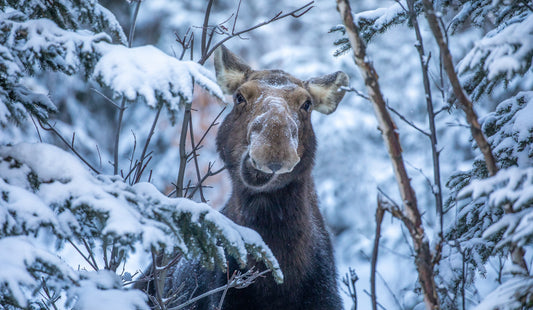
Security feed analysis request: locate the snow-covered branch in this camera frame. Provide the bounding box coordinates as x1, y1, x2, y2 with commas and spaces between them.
459, 13, 533, 100
0, 143, 281, 308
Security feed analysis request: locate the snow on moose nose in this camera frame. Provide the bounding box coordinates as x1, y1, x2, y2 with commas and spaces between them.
247, 95, 300, 174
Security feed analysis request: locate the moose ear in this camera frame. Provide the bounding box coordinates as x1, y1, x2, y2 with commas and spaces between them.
305, 71, 349, 114
213, 45, 251, 94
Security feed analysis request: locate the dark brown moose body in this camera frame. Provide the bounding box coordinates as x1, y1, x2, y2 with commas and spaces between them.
171, 46, 349, 310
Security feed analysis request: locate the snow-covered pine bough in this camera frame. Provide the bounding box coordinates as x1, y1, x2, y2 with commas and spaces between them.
141, 46, 349, 310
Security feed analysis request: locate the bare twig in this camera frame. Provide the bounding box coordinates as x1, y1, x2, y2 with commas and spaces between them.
175, 28, 194, 60
340, 86, 370, 101
151, 249, 166, 310
371, 198, 385, 310
67, 239, 98, 271
406, 0, 452, 241
198, 1, 314, 64
336, 1, 441, 308
342, 268, 359, 310
81, 238, 99, 271
133, 105, 162, 183
386, 103, 430, 137
38, 120, 100, 174
175, 96, 190, 198
95, 144, 102, 169
187, 114, 207, 202
113, 100, 127, 175
422, 0, 497, 176
29, 114, 43, 142
191, 106, 226, 154
91, 88, 123, 110
200, 0, 215, 58
362, 290, 387, 310
128, 0, 142, 46
187, 162, 225, 200
114, 1, 142, 175
168, 268, 270, 310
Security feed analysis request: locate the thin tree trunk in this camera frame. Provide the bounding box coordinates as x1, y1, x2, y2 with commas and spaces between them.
336, 0, 441, 308
421, 0, 528, 273
421, 0, 497, 177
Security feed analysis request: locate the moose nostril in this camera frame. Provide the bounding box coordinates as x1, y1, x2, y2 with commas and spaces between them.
267, 162, 282, 173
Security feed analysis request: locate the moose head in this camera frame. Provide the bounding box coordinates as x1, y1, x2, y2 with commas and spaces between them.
214, 46, 349, 192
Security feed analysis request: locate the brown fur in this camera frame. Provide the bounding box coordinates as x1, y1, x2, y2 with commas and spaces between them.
170, 46, 349, 310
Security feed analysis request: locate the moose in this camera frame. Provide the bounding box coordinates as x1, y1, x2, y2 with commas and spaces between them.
167, 46, 349, 309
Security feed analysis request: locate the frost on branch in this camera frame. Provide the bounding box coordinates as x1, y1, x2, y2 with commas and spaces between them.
0, 0, 127, 44
330, 0, 421, 56
0, 9, 110, 125
0, 6, 224, 127
448, 0, 526, 33
447, 92, 533, 250
481, 92, 533, 169
93, 45, 224, 121
0, 236, 78, 308
0, 143, 281, 308
472, 276, 533, 310
461, 167, 533, 251
442, 92, 533, 306
458, 10, 533, 100
69, 270, 148, 310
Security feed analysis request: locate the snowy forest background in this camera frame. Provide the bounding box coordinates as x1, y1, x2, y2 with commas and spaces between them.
1, 0, 532, 309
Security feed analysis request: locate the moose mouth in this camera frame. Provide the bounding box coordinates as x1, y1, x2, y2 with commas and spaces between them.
239, 153, 277, 189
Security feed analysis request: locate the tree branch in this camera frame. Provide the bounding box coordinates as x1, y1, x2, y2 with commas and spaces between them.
114, 0, 142, 176
168, 268, 269, 310
421, 0, 497, 176
198, 1, 314, 64
133, 105, 162, 184
406, 0, 445, 236
187, 113, 206, 202
175, 97, 191, 198
38, 120, 100, 174
422, 0, 528, 273
342, 268, 359, 310
336, 1, 440, 308
371, 198, 385, 310
386, 103, 430, 137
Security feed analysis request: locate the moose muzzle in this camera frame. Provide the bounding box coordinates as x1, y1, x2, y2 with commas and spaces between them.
247, 96, 300, 174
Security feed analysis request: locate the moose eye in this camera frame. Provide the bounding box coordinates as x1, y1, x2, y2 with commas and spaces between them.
301, 99, 312, 112
234, 92, 246, 105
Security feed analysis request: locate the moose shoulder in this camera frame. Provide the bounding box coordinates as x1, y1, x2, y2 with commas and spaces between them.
171, 46, 349, 310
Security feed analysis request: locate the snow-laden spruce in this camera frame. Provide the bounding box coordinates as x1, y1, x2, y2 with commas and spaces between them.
0, 143, 281, 308
94, 44, 223, 115
0, 6, 222, 126
457, 2, 533, 100
462, 167, 533, 251
443, 91, 533, 309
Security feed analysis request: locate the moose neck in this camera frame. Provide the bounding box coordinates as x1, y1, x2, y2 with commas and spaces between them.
228, 171, 314, 244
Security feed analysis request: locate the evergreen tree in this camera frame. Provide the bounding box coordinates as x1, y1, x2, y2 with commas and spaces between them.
0, 1, 281, 308
331, 0, 533, 309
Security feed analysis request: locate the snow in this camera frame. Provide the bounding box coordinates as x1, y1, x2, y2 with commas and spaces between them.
0, 11, 111, 75
3, 0, 533, 309
473, 276, 533, 310
0, 236, 77, 307
354, 1, 406, 30
0, 142, 282, 305
481, 91, 533, 167
69, 270, 148, 310
458, 12, 533, 93
94, 44, 223, 111
461, 166, 533, 250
